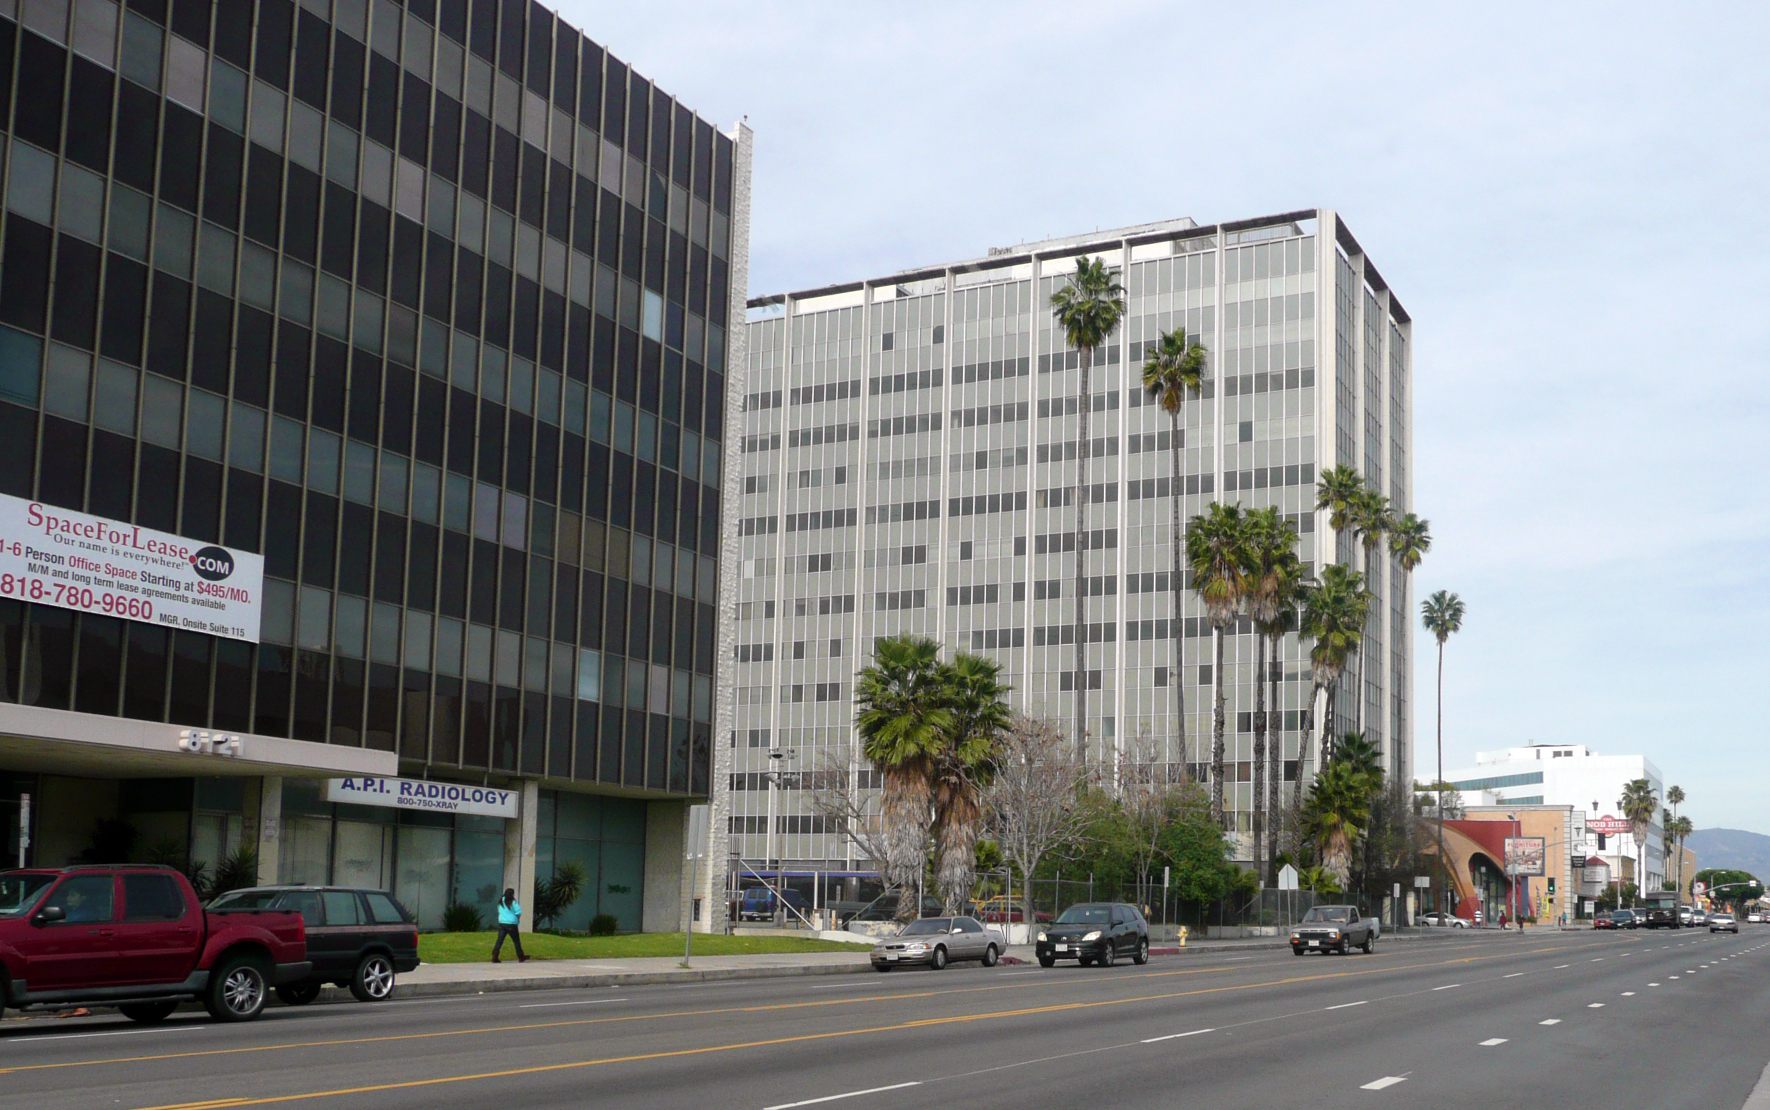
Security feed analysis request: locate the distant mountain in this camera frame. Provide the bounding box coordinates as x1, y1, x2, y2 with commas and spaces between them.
1686, 828, 1770, 877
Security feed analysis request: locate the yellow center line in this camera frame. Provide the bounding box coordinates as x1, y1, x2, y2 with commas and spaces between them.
124, 944, 1592, 1110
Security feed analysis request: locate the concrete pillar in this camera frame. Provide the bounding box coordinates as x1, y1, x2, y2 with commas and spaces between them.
641, 799, 686, 934
503, 780, 539, 932
255, 776, 282, 885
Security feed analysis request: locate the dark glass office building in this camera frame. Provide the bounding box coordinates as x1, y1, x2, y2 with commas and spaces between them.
0, 0, 748, 933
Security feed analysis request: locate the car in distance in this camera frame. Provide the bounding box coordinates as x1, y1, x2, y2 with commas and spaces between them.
208, 887, 419, 1004
843, 892, 946, 926
1606, 908, 1640, 929
1416, 911, 1471, 928
1710, 912, 1740, 933
1747, 911, 1763, 924
1691, 911, 1709, 926
870, 916, 1002, 971
734, 887, 812, 922
1291, 905, 1377, 955
1035, 903, 1150, 968
1593, 911, 1618, 929
1645, 906, 1680, 929
0, 865, 308, 1023
972, 895, 1052, 924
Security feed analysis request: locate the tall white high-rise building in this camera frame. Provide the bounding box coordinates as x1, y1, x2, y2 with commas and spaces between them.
721, 211, 1413, 876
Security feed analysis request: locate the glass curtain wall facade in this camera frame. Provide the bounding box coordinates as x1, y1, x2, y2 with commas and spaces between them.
732, 213, 1410, 867
0, 0, 744, 924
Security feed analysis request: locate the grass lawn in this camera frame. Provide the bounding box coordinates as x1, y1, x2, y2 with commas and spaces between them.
418, 931, 873, 963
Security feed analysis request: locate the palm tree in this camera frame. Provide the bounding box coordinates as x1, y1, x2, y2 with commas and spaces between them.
1668, 814, 1693, 899
1262, 553, 1307, 883
1244, 507, 1300, 882
1315, 465, 1364, 545
1421, 589, 1465, 917
854, 636, 951, 921
1296, 563, 1369, 809
1303, 761, 1375, 889
1348, 486, 1392, 734
1332, 731, 1383, 782
1618, 778, 1658, 909
1049, 256, 1125, 762
1386, 511, 1431, 772
1665, 785, 1685, 898
1140, 327, 1207, 775
931, 653, 1012, 914
1186, 501, 1251, 827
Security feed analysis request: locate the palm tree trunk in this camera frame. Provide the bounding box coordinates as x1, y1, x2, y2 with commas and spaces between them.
1072, 345, 1092, 763
1435, 640, 1446, 918
1169, 407, 1187, 770
881, 769, 932, 923
935, 796, 980, 916
1210, 623, 1226, 827
1252, 632, 1267, 883
1267, 634, 1282, 881
1295, 679, 1323, 812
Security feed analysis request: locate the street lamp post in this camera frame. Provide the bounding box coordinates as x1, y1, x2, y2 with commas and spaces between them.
763, 747, 797, 925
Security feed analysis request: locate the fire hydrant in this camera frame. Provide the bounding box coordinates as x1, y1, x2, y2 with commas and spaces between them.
1179, 925, 1188, 947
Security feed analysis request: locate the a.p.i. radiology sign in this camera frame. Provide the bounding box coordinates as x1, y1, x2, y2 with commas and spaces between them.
325, 776, 520, 819
0, 494, 264, 642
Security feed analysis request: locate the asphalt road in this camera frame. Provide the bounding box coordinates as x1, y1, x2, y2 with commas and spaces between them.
8, 927, 1770, 1110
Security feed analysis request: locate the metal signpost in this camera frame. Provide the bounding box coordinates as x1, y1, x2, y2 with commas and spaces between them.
683, 805, 710, 968
15, 793, 27, 867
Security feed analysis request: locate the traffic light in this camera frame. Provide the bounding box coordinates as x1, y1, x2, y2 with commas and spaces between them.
1547, 876, 1555, 903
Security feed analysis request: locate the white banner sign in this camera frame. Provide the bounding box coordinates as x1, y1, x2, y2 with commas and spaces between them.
0, 494, 263, 641
326, 776, 520, 819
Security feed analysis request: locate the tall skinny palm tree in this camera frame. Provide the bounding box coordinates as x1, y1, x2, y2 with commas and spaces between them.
1315, 465, 1364, 547
1421, 589, 1465, 917
1386, 510, 1431, 778
931, 653, 1012, 914
1140, 327, 1206, 774
1262, 546, 1306, 881
1049, 256, 1125, 762
1244, 507, 1300, 882
1349, 486, 1392, 734
1186, 502, 1251, 827
1618, 778, 1658, 909
854, 636, 951, 921
1297, 563, 1369, 809
1665, 784, 1687, 899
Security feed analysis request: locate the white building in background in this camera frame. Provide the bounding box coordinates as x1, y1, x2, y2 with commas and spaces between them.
1445, 744, 1666, 893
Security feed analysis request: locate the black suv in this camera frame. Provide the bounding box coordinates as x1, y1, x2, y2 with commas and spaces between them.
209, 886, 420, 1004
1036, 902, 1149, 968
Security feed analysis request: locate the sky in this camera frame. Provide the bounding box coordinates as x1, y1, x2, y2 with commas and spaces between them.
556, 1, 1770, 835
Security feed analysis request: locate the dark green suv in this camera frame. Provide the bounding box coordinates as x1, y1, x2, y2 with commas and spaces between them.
1036, 903, 1150, 968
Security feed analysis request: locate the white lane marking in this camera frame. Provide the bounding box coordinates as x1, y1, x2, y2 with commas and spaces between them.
1588, 1003, 1606, 1008
5, 1025, 201, 1043
519, 997, 629, 1008
1361, 1077, 1407, 1091
1554, 964, 1570, 969
764, 1082, 922, 1109
1432, 983, 1461, 991
1504, 973, 1524, 978
1480, 1038, 1508, 1046
1621, 991, 1636, 996
1649, 982, 1660, 986
1142, 1027, 1215, 1043
1223, 957, 1255, 961
1540, 1019, 1561, 1025
1671, 975, 1681, 979
1591, 958, 1604, 962
1325, 1001, 1368, 1010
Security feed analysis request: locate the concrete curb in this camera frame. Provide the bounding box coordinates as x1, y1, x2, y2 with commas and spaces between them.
316, 960, 876, 1003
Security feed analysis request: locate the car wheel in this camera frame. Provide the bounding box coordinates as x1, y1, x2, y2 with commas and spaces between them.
1038, 956, 1056, 968
873, 964, 892, 973
1078, 957, 1094, 967
118, 1001, 179, 1024
204, 956, 270, 1022
1362, 934, 1374, 954
276, 982, 322, 1006
1098, 943, 1115, 968
1132, 938, 1149, 965
930, 946, 948, 971
1338, 939, 1350, 956
981, 945, 998, 968
350, 953, 397, 1002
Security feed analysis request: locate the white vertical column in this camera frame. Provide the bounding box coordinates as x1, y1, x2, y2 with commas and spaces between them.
255, 776, 283, 885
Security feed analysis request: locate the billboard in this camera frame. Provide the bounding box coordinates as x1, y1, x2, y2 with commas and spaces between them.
1504, 836, 1546, 876
0, 494, 263, 641
1588, 815, 1633, 836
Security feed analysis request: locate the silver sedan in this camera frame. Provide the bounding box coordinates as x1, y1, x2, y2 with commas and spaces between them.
871, 916, 1004, 971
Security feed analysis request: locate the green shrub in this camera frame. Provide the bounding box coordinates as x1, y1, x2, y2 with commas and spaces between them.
535, 861, 588, 929
444, 903, 484, 932
588, 913, 619, 936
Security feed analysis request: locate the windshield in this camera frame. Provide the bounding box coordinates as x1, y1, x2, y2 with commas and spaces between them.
0, 873, 55, 917
209, 889, 281, 911
1056, 905, 1110, 925
1301, 907, 1351, 923
899, 919, 951, 936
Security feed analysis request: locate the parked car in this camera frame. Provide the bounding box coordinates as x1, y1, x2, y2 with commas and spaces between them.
734, 887, 811, 922
972, 895, 1051, 924
0, 865, 308, 1023
1593, 911, 1618, 929
870, 916, 1003, 971
208, 887, 419, 1004
1035, 902, 1149, 968
1291, 904, 1377, 955
844, 893, 945, 925
1609, 909, 1641, 929
1748, 912, 1764, 924
1710, 913, 1739, 933
1415, 911, 1471, 928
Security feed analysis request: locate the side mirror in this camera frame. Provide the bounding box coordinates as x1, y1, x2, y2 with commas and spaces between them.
32, 905, 65, 925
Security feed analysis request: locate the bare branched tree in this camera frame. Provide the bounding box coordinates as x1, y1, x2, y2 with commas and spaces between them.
804, 755, 889, 874
984, 715, 1095, 924
1116, 734, 1193, 907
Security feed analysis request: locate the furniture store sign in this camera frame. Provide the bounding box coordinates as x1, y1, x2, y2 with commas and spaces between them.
0, 494, 263, 642
325, 776, 520, 819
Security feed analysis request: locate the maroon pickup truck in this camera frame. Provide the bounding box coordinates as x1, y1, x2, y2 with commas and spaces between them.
0, 865, 308, 1023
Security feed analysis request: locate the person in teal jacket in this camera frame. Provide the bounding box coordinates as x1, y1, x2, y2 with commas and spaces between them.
492, 887, 530, 963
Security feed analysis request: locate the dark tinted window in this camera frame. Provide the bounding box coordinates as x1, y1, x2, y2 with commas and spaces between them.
123, 873, 187, 920
365, 892, 407, 924
45, 875, 116, 923
321, 890, 362, 926
276, 889, 322, 925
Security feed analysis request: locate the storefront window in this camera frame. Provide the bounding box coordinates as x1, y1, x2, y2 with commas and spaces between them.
452, 814, 505, 928
396, 817, 453, 931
